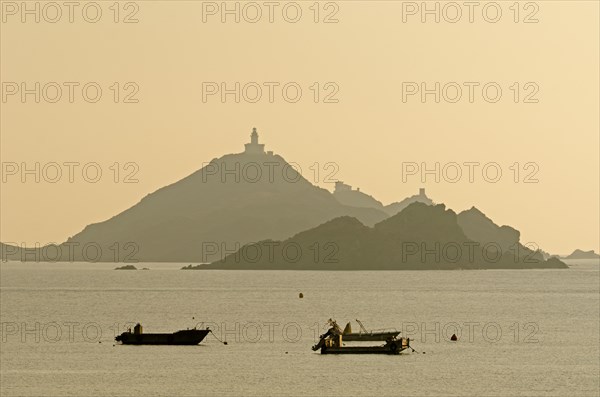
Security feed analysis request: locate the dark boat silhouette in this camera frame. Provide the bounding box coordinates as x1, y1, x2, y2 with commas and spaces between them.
312, 319, 411, 355
115, 323, 210, 345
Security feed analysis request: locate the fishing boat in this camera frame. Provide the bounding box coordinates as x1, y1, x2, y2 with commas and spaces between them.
312, 319, 411, 355
115, 323, 210, 345
341, 319, 400, 341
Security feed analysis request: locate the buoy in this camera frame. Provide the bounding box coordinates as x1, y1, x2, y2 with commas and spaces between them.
450, 333, 458, 341
299, 293, 303, 298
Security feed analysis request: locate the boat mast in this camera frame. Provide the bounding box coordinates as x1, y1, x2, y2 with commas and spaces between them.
356, 319, 368, 334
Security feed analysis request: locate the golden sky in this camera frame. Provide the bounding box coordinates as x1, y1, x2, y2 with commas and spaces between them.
1, 1, 598, 254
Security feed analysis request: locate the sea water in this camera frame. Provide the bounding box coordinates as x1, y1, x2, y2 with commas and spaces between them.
1, 260, 598, 396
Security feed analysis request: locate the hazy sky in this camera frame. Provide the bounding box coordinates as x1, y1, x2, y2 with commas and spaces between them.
1, 1, 598, 254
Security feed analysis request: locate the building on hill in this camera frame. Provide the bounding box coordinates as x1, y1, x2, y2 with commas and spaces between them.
333, 182, 433, 215
334, 181, 352, 192
383, 188, 434, 216
244, 127, 266, 154
333, 181, 384, 210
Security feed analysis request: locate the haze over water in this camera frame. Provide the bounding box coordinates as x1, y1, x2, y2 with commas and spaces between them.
1, 260, 598, 397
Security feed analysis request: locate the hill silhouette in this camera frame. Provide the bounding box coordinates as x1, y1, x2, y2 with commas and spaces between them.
1, 131, 387, 262
332, 181, 434, 217
332, 181, 385, 210
384, 188, 434, 216
563, 249, 600, 259
201, 202, 567, 270
457, 207, 544, 261
1, 130, 571, 267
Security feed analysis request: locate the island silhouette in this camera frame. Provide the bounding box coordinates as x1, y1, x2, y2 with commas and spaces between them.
563, 249, 600, 260
0, 128, 568, 269
200, 202, 566, 270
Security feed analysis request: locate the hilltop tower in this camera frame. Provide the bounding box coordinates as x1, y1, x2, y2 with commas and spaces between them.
244, 127, 265, 154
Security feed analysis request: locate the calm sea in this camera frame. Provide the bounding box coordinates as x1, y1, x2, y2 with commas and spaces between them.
1, 260, 598, 397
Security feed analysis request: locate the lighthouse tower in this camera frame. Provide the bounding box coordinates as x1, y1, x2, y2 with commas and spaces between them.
244, 127, 265, 154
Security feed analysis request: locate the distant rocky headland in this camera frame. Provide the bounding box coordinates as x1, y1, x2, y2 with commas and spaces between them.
563, 249, 600, 260
114, 265, 138, 270
0, 128, 570, 270
200, 202, 566, 270
181, 264, 202, 270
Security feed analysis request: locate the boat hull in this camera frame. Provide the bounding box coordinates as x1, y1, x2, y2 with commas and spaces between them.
320, 339, 410, 355
321, 344, 407, 355
115, 329, 210, 345
342, 331, 400, 342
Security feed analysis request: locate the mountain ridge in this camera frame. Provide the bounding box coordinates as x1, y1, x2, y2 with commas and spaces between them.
1, 136, 388, 262
201, 202, 567, 270
0, 131, 569, 266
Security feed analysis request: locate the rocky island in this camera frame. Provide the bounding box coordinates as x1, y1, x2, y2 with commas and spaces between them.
0, 129, 572, 270
114, 265, 138, 270
202, 203, 567, 270
563, 249, 600, 259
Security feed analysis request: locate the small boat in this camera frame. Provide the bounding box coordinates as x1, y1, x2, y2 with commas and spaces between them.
115, 323, 210, 345
312, 319, 411, 355
341, 319, 400, 341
